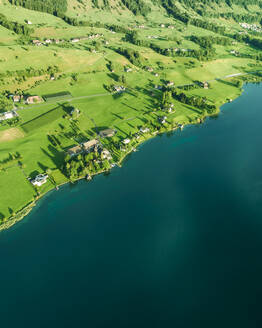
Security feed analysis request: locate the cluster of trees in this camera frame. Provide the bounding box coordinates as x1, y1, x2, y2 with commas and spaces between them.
234, 33, 262, 50
63, 152, 111, 180
0, 94, 13, 113
121, 0, 151, 16
190, 35, 232, 48
125, 31, 216, 61
0, 65, 59, 80
115, 47, 144, 66
210, 12, 261, 24
0, 13, 32, 35
190, 18, 226, 35
172, 90, 217, 114
172, 0, 261, 10
8, 0, 67, 16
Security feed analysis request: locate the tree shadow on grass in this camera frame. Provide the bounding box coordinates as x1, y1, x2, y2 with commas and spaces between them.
41, 146, 64, 169
216, 79, 236, 87
37, 162, 48, 172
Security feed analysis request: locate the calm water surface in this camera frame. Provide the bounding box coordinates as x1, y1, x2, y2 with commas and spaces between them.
0, 84, 262, 328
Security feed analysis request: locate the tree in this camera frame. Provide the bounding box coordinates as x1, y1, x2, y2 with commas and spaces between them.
0, 94, 13, 113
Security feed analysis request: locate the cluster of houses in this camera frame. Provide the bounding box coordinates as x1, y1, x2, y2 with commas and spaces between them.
239, 23, 262, 33
10, 94, 43, 104
67, 129, 116, 158
160, 24, 175, 29
0, 110, 18, 122
32, 39, 62, 46
32, 34, 103, 47
71, 34, 103, 43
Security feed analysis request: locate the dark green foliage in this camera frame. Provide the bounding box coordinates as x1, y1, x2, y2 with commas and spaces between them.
121, 0, 151, 16
0, 13, 32, 35
8, 0, 67, 15
115, 48, 144, 66
190, 35, 232, 48
172, 89, 217, 113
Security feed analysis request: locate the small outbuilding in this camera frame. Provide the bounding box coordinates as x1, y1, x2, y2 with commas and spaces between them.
99, 129, 116, 138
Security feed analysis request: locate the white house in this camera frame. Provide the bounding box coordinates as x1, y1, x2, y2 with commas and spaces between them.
122, 139, 131, 145
31, 174, 48, 187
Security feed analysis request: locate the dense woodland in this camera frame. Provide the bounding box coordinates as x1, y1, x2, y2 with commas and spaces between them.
0, 13, 32, 35
8, 0, 67, 15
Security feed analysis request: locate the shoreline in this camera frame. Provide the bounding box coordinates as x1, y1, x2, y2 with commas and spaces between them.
0, 81, 258, 232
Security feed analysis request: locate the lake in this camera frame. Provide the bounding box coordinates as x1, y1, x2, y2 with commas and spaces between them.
0, 83, 262, 328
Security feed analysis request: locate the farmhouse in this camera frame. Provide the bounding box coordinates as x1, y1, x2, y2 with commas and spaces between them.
26, 96, 42, 104
158, 116, 167, 124
101, 149, 112, 160
12, 95, 23, 103
31, 174, 48, 187
140, 127, 150, 133
99, 129, 116, 138
166, 81, 174, 87
67, 145, 83, 157
201, 81, 209, 89
114, 85, 125, 92
26, 20, 32, 25
82, 139, 99, 153
0, 111, 18, 121
32, 40, 42, 46
122, 138, 131, 145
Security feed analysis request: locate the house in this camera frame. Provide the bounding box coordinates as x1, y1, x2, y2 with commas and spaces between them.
140, 127, 150, 133
160, 24, 165, 28
166, 81, 174, 87
113, 85, 125, 93
26, 20, 32, 25
122, 138, 131, 145
168, 25, 174, 29
201, 81, 209, 89
99, 129, 116, 138
12, 95, 23, 103
0, 111, 18, 121
32, 40, 42, 46
26, 96, 42, 104
146, 67, 153, 72
31, 174, 48, 187
125, 67, 132, 72
158, 116, 167, 124
44, 39, 52, 44
82, 139, 99, 153
101, 149, 112, 160
71, 38, 80, 43
67, 145, 83, 157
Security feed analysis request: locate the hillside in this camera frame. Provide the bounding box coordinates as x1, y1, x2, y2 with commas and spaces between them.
0, 0, 262, 228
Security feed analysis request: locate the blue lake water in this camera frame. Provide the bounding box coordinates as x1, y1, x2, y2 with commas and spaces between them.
0, 83, 262, 328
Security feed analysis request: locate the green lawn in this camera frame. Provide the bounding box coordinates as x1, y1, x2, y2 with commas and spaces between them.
0, 166, 36, 218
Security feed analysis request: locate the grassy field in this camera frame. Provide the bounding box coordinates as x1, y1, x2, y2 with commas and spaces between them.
0, 0, 261, 225
0, 166, 36, 218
